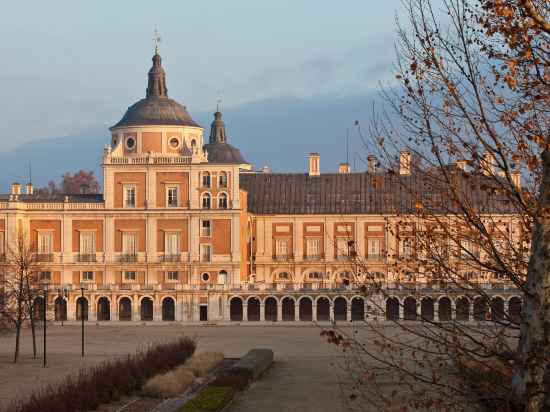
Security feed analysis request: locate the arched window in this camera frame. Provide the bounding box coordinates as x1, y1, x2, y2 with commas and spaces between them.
308, 271, 324, 280
219, 172, 228, 188
202, 172, 211, 188
278, 272, 290, 280
218, 270, 228, 284
218, 192, 228, 209
201, 193, 211, 209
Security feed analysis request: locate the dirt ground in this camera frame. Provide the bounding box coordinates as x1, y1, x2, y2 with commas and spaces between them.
0, 323, 348, 412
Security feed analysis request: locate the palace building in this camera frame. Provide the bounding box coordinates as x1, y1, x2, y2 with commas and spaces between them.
0, 51, 522, 324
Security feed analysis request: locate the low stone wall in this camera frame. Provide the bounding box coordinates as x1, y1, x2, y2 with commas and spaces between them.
228, 349, 274, 380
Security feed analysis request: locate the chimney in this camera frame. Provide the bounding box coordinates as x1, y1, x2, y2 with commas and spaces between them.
455, 160, 467, 171
25, 182, 33, 195
367, 155, 377, 173
338, 163, 350, 174
11, 182, 21, 195
511, 170, 521, 189
308, 153, 320, 176
481, 151, 494, 175
399, 150, 411, 176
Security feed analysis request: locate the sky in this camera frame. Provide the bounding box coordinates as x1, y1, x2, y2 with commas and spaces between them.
0, 1, 405, 152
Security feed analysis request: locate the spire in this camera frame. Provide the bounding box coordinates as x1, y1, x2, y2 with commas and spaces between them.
146, 52, 168, 98
209, 110, 227, 144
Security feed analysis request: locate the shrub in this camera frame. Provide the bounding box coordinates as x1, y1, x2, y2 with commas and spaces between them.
184, 352, 224, 377
143, 366, 195, 398
4, 336, 196, 412
178, 386, 235, 412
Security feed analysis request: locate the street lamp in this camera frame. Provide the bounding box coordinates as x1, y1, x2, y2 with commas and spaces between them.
43, 283, 48, 368
57, 287, 68, 326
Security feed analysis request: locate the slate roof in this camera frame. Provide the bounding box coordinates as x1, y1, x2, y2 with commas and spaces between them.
239, 170, 517, 215
204, 142, 248, 164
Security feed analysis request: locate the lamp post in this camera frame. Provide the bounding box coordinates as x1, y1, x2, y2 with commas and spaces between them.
43, 283, 48, 368
57, 287, 68, 326
80, 286, 86, 357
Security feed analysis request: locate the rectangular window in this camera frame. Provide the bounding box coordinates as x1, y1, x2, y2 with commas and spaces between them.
201, 220, 211, 237
123, 185, 136, 208
79, 231, 96, 255
167, 186, 178, 207
202, 173, 211, 188
37, 232, 53, 254
200, 244, 212, 262
0, 231, 4, 257
367, 238, 381, 258
306, 238, 321, 258
124, 271, 136, 281
336, 238, 350, 257
165, 232, 179, 256
39, 271, 52, 281
167, 271, 179, 281
122, 232, 137, 255
82, 271, 94, 281
275, 239, 289, 257
400, 238, 413, 259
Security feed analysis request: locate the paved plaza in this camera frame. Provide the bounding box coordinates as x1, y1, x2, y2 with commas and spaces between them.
0, 324, 349, 412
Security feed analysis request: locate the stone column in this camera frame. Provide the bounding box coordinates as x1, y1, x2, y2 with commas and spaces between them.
133, 295, 139, 321
399, 302, 404, 321
347, 306, 352, 322
111, 294, 117, 321
260, 304, 265, 322
434, 302, 439, 322
295, 303, 300, 321
451, 301, 456, 320
277, 300, 283, 322
329, 303, 335, 322
243, 304, 248, 321
312, 303, 317, 322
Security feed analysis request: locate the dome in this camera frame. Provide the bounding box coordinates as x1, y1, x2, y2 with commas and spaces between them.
111, 52, 200, 129
112, 97, 200, 128
204, 142, 248, 164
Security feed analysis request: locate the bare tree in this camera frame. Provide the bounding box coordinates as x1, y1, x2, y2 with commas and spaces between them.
323, 1, 550, 411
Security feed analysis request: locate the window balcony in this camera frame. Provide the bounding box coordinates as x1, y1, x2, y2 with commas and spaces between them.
336, 255, 352, 261
35, 253, 54, 263
366, 254, 384, 262
273, 254, 293, 262
118, 254, 138, 263
304, 255, 323, 262
160, 254, 181, 263
75, 253, 97, 263
0, 254, 5, 262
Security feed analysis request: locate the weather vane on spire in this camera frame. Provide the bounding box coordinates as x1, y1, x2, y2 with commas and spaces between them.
153, 26, 161, 54
216, 90, 223, 112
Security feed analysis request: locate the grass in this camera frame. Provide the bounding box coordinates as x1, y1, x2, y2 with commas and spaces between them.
178, 387, 235, 412
3, 336, 196, 412
184, 352, 225, 377
142, 366, 195, 398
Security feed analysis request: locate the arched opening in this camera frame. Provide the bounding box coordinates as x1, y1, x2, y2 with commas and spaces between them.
386, 297, 399, 321
202, 171, 211, 188
456, 297, 470, 321
438, 297, 452, 321
282, 297, 295, 321
491, 297, 505, 322
218, 193, 228, 209
509, 297, 522, 323
334, 297, 347, 321
299, 298, 313, 321
351, 297, 365, 321
473, 297, 489, 321
420, 297, 434, 321
97, 297, 110, 321
201, 192, 211, 209
404, 297, 417, 321
316, 297, 330, 321
119, 297, 132, 321
265, 297, 277, 322
247, 297, 260, 321
218, 172, 228, 188
34, 297, 45, 321
54, 297, 67, 321
76, 297, 88, 321
230, 297, 243, 321
162, 297, 175, 321
140, 297, 154, 321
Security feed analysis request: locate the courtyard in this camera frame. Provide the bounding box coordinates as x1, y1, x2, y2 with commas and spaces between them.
0, 324, 349, 412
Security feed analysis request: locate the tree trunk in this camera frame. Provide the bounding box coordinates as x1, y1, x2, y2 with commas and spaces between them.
29, 304, 36, 359
512, 149, 550, 411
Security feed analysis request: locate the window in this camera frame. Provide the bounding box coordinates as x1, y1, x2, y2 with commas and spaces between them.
202, 193, 211, 209
169, 137, 180, 148
201, 244, 212, 262
218, 193, 228, 209
0, 231, 4, 256
79, 231, 96, 255
202, 172, 211, 188
461, 239, 480, 259
123, 185, 136, 208
39, 271, 52, 281
37, 232, 53, 254
336, 238, 350, 257
122, 232, 137, 256
278, 272, 290, 280
167, 271, 179, 281
165, 232, 179, 257
308, 271, 323, 279
275, 239, 289, 258
219, 172, 228, 188
201, 272, 210, 282
201, 220, 211, 237
367, 238, 381, 258
124, 271, 136, 281
125, 136, 136, 150
82, 271, 94, 281
167, 186, 178, 207
400, 238, 413, 259
306, 238, 321, 258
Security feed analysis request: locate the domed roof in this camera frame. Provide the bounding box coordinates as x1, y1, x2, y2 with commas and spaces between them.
111, 53, 200, 129
203, 111, 248, 164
